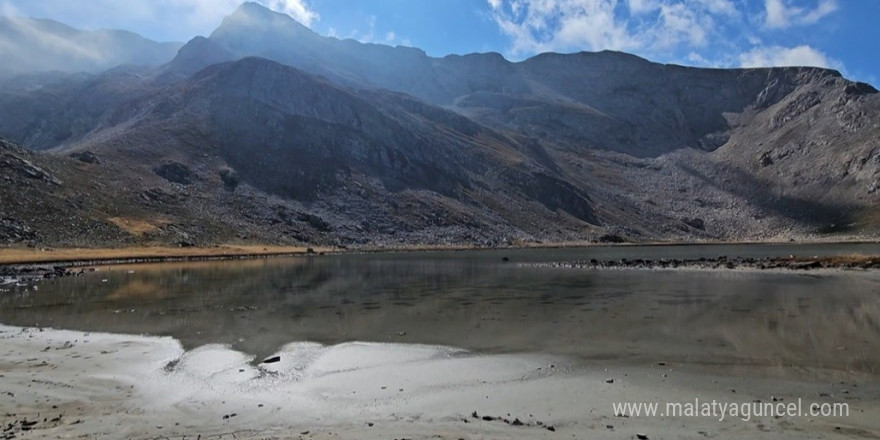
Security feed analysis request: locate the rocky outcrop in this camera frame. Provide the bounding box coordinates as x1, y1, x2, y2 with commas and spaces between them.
154, 162, 195, 185
0, 217, 37, 243
0, 139, 61, 184
69, 150, 100, 164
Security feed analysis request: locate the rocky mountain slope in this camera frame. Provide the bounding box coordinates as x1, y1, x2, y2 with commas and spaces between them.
0, 3, 878, 247
0, 16, 181, 78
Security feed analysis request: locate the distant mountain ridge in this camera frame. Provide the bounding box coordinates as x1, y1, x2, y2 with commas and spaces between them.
0, 2, 878, 247
0, 16, 182, 78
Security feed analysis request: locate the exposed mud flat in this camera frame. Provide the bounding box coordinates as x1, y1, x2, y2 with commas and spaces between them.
1, 324, 877, 439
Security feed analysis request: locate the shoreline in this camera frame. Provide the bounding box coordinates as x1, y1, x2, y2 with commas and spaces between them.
532, 254, 880, 273
2, 238, 879, 268
0, 245, 334, 267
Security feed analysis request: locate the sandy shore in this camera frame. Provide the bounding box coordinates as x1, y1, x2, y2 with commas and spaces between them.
1, 324, 877, 439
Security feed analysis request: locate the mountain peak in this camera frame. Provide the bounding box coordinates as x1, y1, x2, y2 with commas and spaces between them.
225, 1, 306, 27
232, 2, 279, 18
210, 1, 316, 46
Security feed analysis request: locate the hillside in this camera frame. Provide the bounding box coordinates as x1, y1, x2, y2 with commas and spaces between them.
0, 3, 879, 247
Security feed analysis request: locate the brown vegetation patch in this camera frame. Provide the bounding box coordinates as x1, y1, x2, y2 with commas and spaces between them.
0, 245, 325, 265
107, 217, 164, 236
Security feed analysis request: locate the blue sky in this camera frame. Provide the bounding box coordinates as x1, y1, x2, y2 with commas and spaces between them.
2, 0, 877, 85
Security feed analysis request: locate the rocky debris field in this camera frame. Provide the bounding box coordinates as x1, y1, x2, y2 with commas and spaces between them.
538, 254, 880, 271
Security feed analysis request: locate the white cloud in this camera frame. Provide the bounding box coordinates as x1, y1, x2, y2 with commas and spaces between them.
487, 0, 640, 55
263, 0, 317, 26
486, 0, 732, 56
342, 14, 407, 47
738, 44, 840, 69
657, 3, 708, 48
700, 0, 738, 16
764, 0, 837, 29
485, 0, 848, 77
627, 0, 661, 14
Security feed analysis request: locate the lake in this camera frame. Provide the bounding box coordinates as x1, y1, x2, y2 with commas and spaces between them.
2, 243, 879, 377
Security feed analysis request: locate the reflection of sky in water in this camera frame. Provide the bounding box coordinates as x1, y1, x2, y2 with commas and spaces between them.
2, 245, 880, 377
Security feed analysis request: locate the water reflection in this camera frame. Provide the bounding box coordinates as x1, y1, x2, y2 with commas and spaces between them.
1, 248, 879, 376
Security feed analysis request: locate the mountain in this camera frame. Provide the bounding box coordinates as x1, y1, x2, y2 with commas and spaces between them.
0, 58, 597, 246
0, 16, 182, 78
0, 3, 878, 247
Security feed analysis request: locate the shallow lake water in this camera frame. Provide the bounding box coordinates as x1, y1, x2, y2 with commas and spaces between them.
2, 244, 880, 376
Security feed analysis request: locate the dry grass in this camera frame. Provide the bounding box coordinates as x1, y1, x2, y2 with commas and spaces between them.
0, 245, 331, 265
107, 217, 165, 235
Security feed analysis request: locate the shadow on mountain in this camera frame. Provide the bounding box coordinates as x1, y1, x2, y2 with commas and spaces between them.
678, 163, 855, 233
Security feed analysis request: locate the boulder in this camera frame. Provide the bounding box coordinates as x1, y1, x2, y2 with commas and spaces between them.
154, 162, 195, 185
218, 168, 239, 190
69, 150, 101, 164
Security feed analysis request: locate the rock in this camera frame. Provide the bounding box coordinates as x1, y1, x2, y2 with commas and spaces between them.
69, 150, 100, 164
636, 434, 649, 440
599, 233, 625, 243
682, 217, 705, 230
844, 82, 878, 96
218, 168, 239, 191
141, 188, 178, 204
0, 152, 61, 184
154, 161, 195, 185
261, 356, 281, 364
790, 260, 821, 270
0, 218, 37, 243
297, 212, 331, 232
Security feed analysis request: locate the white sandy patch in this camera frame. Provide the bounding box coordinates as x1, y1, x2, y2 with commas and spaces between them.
1, 324, 878, 439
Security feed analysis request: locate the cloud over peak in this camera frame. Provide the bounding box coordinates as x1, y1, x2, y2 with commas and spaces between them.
739, 45, 839, 70
485, 0, 844, 73
764, 0, 837, 29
